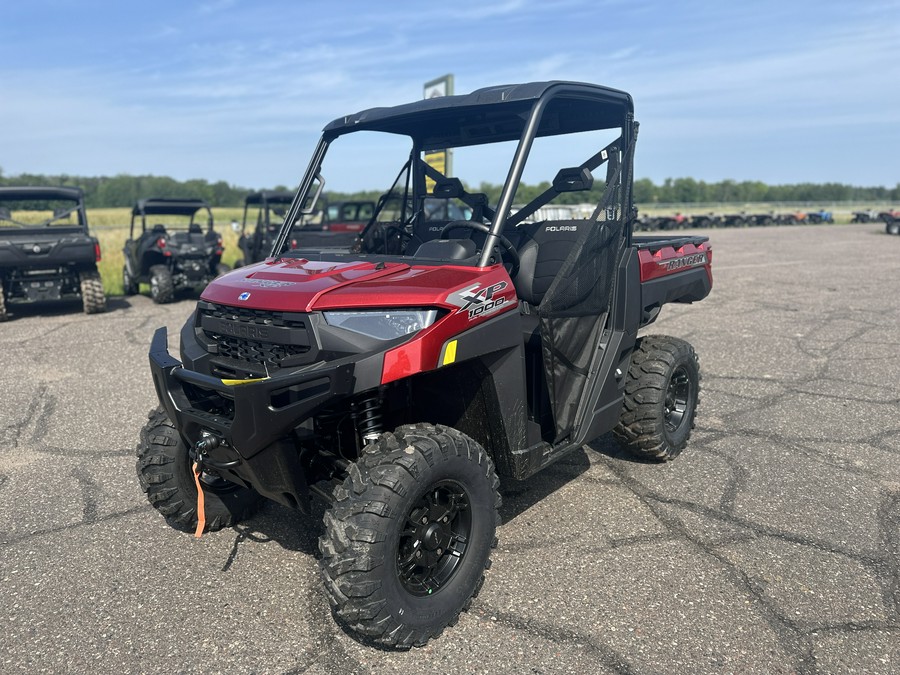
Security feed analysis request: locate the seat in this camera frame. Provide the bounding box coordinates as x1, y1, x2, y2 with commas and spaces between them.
513, 219, 590, 341
514, 220, 588, 307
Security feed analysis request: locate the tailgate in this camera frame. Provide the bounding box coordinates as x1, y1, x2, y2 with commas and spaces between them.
0, 229, 97, 268
633, 235, 712, 322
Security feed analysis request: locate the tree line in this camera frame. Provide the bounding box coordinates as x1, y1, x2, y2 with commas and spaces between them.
1, 170, 897, 207
0, 171, 291, 208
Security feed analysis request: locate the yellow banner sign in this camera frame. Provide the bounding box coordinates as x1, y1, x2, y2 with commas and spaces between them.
424, 151, 446, 193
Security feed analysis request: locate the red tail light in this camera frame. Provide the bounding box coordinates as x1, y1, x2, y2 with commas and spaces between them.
156, 237, 166, 248
94, 243, 102, 262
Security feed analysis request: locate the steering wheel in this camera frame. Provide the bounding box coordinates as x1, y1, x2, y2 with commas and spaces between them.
439, 220, 520, 277
356, 221, 412, 254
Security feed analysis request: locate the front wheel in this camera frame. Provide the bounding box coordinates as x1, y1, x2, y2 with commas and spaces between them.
319, 424, 501, 648
613, 335, 700, 461
136, 408, 262, 532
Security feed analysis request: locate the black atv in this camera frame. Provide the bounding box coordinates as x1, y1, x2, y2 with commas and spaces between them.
138, 81, 713, 648
235, 191, 294, 267
0, 186, 106, 320
122, 198, 227, 303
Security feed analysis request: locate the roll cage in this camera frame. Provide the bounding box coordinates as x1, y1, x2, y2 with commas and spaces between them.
129, 198, 215, 239
0, 187, 88, 229
272, 81, 636, 265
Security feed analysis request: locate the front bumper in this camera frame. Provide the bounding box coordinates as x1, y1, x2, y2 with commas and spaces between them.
148, 326, 358, 509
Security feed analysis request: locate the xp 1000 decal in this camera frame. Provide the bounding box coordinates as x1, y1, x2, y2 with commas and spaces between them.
447, 281, 511, 320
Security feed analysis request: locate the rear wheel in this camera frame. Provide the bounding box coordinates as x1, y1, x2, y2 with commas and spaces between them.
613, 335, 700, 461
122, 265, 138, 296
79, 269, 107, 314
149, 265, 174, 304
0, 280, 8, 322
136, 407, 262, 532
887, 220, 900, 236
320, 424, 501, 648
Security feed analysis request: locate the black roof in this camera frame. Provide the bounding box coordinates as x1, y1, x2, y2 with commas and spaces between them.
322, 81, 634, 150
132, 198, 211, 217
244, 190, 295, 206
0, 186, 85, 202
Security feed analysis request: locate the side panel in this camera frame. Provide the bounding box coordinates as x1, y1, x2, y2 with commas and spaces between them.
571, 247, 641, 447
406, 309, 528, 477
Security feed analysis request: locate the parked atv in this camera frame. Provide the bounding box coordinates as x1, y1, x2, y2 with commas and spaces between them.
236, 191, 294, 267
880, 210, 900, 235
123, 198, 227, 303
138, 81, 713, 648
885, 214, 900, 235
0, 186, 106, 320
806, 209, 834, 224
852, 210, 878, 223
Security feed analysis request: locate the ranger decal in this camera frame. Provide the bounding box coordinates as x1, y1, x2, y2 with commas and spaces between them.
659, 252, 708, 272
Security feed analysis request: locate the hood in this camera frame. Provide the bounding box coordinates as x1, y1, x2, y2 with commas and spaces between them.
200, 257, 511, 313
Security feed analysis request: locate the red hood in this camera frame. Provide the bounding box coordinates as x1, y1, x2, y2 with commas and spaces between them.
200, 257, 511, 312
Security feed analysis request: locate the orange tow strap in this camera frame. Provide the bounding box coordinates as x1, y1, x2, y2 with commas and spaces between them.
192, 461, 206, 538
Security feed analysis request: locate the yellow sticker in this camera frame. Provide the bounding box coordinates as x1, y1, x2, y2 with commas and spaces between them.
442, 339, 457, 366
221, 377, 268, 386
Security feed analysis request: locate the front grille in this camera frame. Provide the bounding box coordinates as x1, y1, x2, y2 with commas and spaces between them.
198, 301, 315, 375
215, 336, 308, 368
199, 301, 308, 329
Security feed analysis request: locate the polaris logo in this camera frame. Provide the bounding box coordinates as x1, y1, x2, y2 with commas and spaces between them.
428, 226, 444, 232
546, 225, 578, 232
660, 252, 708, 272
218, 320, 269, 340
238, 292, 251, 301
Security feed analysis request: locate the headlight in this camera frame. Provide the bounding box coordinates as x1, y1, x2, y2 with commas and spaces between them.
323, 309, 438, 340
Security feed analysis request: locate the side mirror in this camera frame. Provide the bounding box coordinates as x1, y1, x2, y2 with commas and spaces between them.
552, 167, 593, 193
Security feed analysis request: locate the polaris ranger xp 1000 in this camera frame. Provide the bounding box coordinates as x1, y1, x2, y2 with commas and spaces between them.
138, 81, 713, 648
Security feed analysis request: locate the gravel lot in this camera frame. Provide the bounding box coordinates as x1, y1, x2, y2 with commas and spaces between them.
1, 223, 898, 674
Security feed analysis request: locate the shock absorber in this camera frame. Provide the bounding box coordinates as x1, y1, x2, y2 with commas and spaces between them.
351, 392, 383, 445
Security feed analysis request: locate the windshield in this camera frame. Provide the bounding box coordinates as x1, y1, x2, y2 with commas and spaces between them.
279, 119, 624, 264
0, 198, 84, 228
134, 209, 213, 233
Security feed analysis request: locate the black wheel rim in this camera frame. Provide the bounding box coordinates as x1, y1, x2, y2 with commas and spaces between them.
664, 365, 691, 433
398, 480, 471, 597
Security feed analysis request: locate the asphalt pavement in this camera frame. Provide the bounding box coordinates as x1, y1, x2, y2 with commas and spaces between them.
1, 223, 898, 674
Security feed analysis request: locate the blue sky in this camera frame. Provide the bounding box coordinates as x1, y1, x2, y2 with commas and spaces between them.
1, 0, 898, 191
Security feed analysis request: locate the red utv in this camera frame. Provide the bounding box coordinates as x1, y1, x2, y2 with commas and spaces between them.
138, 81, 713, 648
